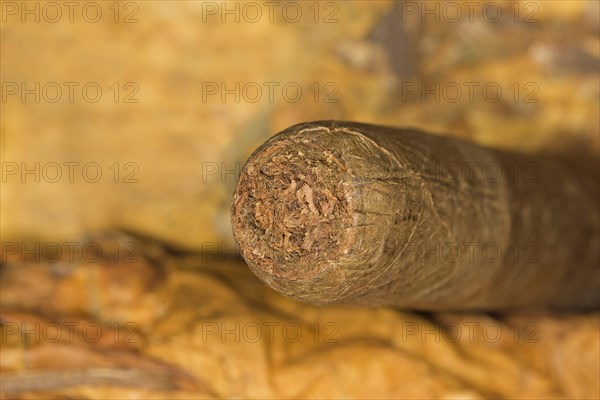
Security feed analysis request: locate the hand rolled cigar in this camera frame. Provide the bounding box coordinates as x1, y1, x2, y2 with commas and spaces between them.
231, 121, 599, 310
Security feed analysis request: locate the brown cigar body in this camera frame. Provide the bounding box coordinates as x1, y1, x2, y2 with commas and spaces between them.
231, 121, 599, 310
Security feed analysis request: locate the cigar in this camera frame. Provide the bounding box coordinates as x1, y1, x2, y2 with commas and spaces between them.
230, 121, 599, 310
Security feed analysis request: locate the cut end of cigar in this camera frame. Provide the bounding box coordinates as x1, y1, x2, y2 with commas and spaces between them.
231, 125, 357, 288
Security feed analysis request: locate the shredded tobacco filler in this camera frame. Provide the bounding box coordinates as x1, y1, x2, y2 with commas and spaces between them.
231, 121, 599, 310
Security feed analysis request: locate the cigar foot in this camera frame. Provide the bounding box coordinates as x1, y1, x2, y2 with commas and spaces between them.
232, 124, 357, 293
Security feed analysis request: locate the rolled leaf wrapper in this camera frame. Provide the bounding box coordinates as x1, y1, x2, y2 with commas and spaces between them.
231, 121, 599, 310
